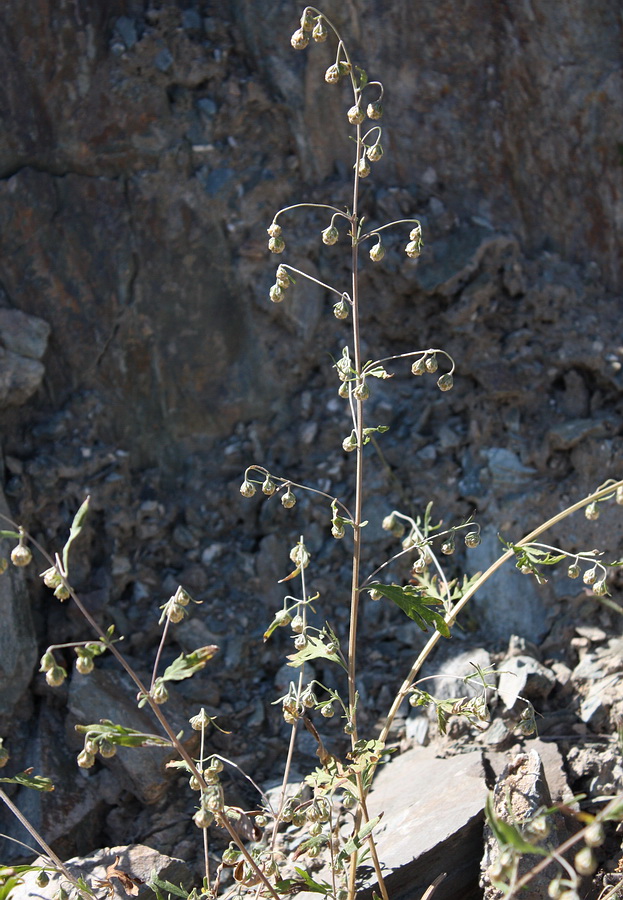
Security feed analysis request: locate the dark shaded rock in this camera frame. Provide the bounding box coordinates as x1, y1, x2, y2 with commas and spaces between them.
0, 484, 37, 718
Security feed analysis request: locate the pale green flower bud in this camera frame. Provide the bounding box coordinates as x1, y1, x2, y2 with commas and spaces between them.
321, 703, 334, 717
583, 566, 597, 585
584, 502, 599, 520
574, 847, 597, 876
291, 613, 304, 633
358, 156, 371, 178
276, 265, 290, 288
437, 373, 454, 391
269, 283, 285, 303
42, 567, 62, 589
291, 28, 309, 49
333, 298, 349, 319
46, 665, 66, 687
321, 225, 339, 245
268, 236, 285, 253
98, 739, 117, 758
405, 240, 422, 258
75, 654, 94, 675
267, 222, 281, 236
369, 240, 385, 262
338, 381, 350, 399
567, 563, 580, 578
77, 749, 95, 769
353, 381, 370, 400
411, 357, 426, 375
40, 651, 56, 672
332, 523, 345, 539
54, 583, 70, 600
312, 19, 328, 42
342, 431, 357, 452
366, 100, 383, 119
193, 808, 214, 828
281, 489, 296, 509
151, 682, 169, 704
262, 476, 277, 495
464, 531, 481, 549
425, 354, 438, 373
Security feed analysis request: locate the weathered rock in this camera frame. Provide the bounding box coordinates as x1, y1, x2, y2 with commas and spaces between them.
10, 844, 193, 900
497, 656, 556, 710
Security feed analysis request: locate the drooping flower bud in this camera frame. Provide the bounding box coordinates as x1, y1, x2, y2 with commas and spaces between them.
437, 373, 454, 391
269, 284, 285, 303
464, 531, 481, 549
369, 240, 385, 262
585, 502, 599, 521
276, 265, 290, 289
325, 64, 341, 84
293, 633, 308, 650
291, 613, 304, 633
366, 100, 383, 119
353, 381, 370, 401
300, 9, 315, 31
593, 579, 607, 595
342, 431, 358, 452
267, 223, 281, 236
281, 488, 296, 509
358, 156, 371, 178
368, 589, 382, 601
268, 236, 285, 254
41, 567, 62, 589
321, 703, 334, 717
54, 583, 70, 601
98, 739, 117, 758
322, 225, 339, 245
262, 476, 277, 495
35, 871, 50, 888
312, 18, 328, 42
567, 563, 580, 578
11, 544, 32, 567
411, 357, 426, 375
409, 225, 422, 241
333, 298, 349, 319
40, 651, 56, 672
366, 143, 383, 162
331, 523, 345, 539
152, 682, 169, 704
405, 240, 422, 259
338, 381, 349, 399
46, 665, 66, 687
290, 28, 309, 50
347, 104, 365, 125
75, 654, 94, 675
193, 808, 214, 829
189, 708, 212, 731
77, 749, 95, 769
240, 479, 257, 498
441, 535, 455, 555
583, 566, 597, 585
425, 354, 438, 373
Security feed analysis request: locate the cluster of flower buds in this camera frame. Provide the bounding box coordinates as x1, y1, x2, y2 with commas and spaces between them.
291, 8, 328, 50
267, 222, 285, 254
240, 469, 297, 508
411, 352, 454, 392
77, 734, 117, 769
41, 566, 70, 600
270, 265, 293, 303
158, 585, 192, 625
405, 223, 423, 259
39, 650, 67, 687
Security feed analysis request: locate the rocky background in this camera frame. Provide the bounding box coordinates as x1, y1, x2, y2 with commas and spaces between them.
1, 1, 623, 898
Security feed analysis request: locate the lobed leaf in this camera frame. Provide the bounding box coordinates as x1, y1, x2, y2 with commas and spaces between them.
368, 583, 450, 637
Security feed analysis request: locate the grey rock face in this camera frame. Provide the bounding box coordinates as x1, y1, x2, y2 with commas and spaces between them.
10, 844, 193, 899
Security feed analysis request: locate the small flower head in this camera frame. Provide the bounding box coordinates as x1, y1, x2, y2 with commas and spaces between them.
584, 821, 605, 847
40, 651, 56, 672
358, 156, 371, 178
593, 578, 608, 596
405, 240, 422, 259
353, 381, 370, 401
411, 357, 426, 375
464, 531, 481, 549
382, 513, 405, 538
321, 703, 334, 718
291, 613, 304, 633
437, 373, 454, 391
35, 871, 50, 888
267, 222, 281, 237
98, 739, 117, 758
367, 100, 383, 119
412, 556, 427, 574
11, 544, 32, 567
293, 633, 308, 650
312, 18, 328, 42
369, 589, 383, 601
425, 354, 438, 373
290, 28, 310, 49
240, 479, 257, 498
338, 381, 350, 398
441, 534, 455, 555
193, 808, 214, 829
584, 502, 599, 521
567, 563, 581, 578
366, 143, 383, 162
281, 488, 296, 509
322, 224, 339, 245
347, 104, 365, 125
574, 847, 597, 876
333, 297, 349, 320
325, 63, 341, 84
369, 239, 385, 262
54, 583, 70, 601
332, 523, 345, 539
409, 224, 423, 241
269, 284, 285, 303
268, 235, 285, 254
46, 665, 66, 688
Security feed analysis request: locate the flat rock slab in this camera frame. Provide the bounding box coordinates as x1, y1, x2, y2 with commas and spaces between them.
362, 747, 488, 900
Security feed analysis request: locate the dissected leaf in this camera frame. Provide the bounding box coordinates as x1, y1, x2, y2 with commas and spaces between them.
368, 583, 450, 637
160, 645, 218, 683
0, 770, 54, 791
287, 635, 346, 670
75, 721, 172, 749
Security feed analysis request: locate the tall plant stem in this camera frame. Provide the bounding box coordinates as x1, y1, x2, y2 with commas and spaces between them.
346, 121, 390, 900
